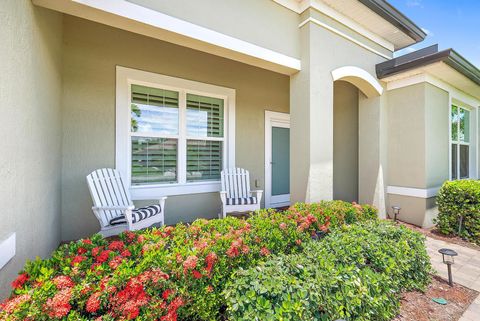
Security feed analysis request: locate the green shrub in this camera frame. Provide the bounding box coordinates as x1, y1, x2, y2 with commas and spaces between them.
435, 180, 480, 244
0, 201, 376, 321
225, 221, 431, 321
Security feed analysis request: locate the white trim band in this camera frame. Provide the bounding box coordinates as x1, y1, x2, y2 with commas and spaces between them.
387, 186, 441, 198
275, 0, 394, 52
299, 17, 391, 60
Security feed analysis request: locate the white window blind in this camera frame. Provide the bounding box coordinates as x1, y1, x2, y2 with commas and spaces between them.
129, 85, 225, 186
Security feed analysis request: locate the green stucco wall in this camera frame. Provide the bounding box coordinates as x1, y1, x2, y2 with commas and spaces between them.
387, 83, 427, 189
290, 14, 388, 212
61, 16, 290, 241
0, 1, 63, 297
333, 81, 359, 202
386, 82, 450, 227
126, 0, 301, 59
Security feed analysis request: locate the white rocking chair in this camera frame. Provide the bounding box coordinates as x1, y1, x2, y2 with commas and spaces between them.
220, 168, 263, 218
86, 168, 166, 237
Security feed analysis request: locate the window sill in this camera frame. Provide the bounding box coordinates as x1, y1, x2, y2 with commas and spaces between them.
130, 181, 222, 200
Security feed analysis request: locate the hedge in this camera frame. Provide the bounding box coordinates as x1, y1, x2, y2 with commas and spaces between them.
0, 201, 376, 321
436, 180, 480, 244
225, 221, 432, 321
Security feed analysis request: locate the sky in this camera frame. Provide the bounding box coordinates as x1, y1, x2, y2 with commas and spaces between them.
388, 0, 480, 68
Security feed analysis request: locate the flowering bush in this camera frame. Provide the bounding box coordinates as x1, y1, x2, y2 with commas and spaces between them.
225, 221, 432, 321
0, 201, 376, 321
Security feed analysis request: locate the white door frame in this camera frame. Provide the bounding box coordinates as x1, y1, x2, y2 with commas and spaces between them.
265, 111, 290, 208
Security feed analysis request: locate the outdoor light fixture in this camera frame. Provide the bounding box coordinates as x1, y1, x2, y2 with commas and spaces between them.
438, 248, 458, 286
391, 206, 401, 222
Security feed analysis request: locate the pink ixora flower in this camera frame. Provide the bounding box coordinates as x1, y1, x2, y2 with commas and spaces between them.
183, 255, 198, 274
43, 288, 73, 318
53, 275, 75, 289
260, 247, 271, 256
86, 292, 102, 313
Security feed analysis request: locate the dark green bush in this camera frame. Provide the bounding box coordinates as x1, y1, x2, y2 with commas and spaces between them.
435, 180, 480, 244
224, 221, 431, 321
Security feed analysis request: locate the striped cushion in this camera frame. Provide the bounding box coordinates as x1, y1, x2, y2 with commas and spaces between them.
109, 204, 162, 226
226, 197, 258, 205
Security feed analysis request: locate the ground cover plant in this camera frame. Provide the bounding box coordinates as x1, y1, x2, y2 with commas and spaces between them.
436, 179, 480, 244
225, 221, 432, 321
0, 201, 375, 321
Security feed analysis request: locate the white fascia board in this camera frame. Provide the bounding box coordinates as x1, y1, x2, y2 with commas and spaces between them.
274, 0, 395, 52
33, 0, 301, 75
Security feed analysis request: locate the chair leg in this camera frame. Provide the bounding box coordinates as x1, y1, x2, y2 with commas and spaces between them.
222, 207, 227, 219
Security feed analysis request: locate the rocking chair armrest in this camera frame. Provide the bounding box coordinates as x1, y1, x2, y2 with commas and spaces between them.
250, 190, 264, 202
92, 205, 135, 211
219, 191, 227, 204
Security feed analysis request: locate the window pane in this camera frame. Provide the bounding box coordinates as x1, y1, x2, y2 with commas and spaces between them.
131, 137, 177, 185
131, 85, 179, 135
187, 140, 222, 182
451, 144, 457, 179
451, 105, 458, 141
186, 94, 224, 138
460, 145, 469, 179
459, 108, 470, 143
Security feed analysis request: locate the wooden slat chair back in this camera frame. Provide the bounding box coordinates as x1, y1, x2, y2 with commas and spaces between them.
87, 168, 166, 237
219, 168, 263, 218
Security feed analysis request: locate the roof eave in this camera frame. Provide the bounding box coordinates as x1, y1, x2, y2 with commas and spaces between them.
376, 46, 480, 86
358, 0, 427, 46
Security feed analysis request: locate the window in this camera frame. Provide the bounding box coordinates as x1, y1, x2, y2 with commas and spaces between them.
116, 67, 235, 198
451, 105, 470, 179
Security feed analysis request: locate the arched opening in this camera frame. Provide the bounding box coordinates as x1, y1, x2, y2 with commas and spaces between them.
331, 67, 383, 202
331, 66, 383, 98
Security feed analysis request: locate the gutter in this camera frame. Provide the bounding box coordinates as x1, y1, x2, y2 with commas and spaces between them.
376, 44, 480, 86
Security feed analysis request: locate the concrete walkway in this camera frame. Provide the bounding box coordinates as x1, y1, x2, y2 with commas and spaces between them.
426, 237, 480, 320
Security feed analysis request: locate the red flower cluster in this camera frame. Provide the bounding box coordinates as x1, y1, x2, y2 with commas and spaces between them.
53, 275, 74, 289
182, 255, 198, 274
86, 292, 102, 313
96, 250, 112, 263
204, 252, 218, 275
11, 273, 28, 289
260, 247, 271, 256
160, 297, 184, 321
108, 240, 125, 251
43, 288, 72, 318
297, 213, 318, 232
0, 294, 31, 314
110, 279, 149, 320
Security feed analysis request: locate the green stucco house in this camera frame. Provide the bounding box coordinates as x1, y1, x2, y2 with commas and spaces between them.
0, 0, 479, 296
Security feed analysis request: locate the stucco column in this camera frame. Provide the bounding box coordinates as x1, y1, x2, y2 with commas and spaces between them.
358, 94, 387, 217
290, 24, 334, 203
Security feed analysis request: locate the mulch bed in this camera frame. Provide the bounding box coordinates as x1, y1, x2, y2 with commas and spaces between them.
395, 220, 480, 251
394, 275, 478, 321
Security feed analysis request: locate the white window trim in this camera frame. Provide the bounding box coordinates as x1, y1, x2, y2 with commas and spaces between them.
264, 111, 291, 208
449, 102, 476, 180
116, 66, 235, 199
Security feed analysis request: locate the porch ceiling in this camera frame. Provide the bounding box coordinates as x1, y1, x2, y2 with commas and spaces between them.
32, 0, 301, 76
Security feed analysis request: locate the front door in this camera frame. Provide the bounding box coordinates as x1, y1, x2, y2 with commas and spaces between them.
265, 111, 290, 208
